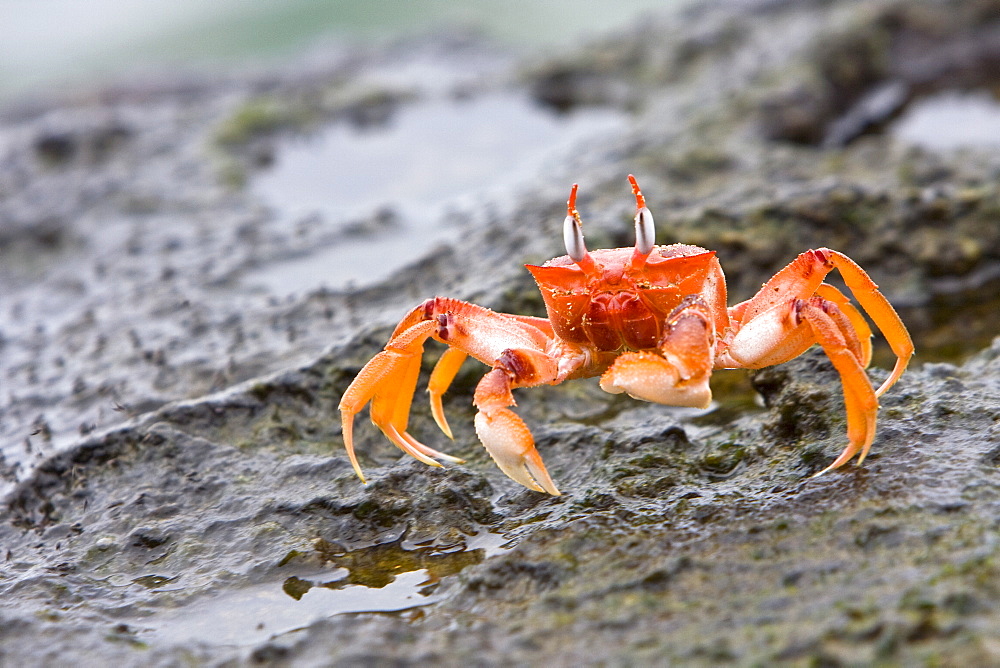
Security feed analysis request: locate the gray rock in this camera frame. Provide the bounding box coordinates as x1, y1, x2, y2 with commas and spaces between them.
4, 0, 1000, 665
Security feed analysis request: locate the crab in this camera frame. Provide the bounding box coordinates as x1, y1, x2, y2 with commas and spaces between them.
339, 176, 913, 495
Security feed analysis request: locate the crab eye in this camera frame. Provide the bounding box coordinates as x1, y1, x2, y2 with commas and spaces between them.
634, 207, 655, 256
563, 214, 588, 262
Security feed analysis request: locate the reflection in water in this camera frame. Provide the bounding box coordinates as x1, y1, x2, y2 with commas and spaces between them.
284, 531, 500, 598
893, 91, 1000, 151
249, 93, 625, 294
146, 531, 509, 648
149, 570, 435, 648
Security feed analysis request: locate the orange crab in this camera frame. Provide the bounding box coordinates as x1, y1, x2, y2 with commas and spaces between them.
339, 176, 913, 495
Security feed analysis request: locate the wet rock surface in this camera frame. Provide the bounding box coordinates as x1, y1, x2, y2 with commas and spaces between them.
4, 0, 1000, 664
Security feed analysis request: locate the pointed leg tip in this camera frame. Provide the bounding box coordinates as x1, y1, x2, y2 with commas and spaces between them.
400, 429, 464, 465
351, 465, 367, 485
380, 423, 446, 468
812, 457, 856, 480
430, 402, 455, 440
812, 457, 845, 479
528, 476, 561, 496
418, 447, 465, 465
343, 424, 368, 484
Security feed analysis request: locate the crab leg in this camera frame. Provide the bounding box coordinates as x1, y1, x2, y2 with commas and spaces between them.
723, 292, 880, 472
428, 347, 468, 439
796, 298, 878, 473
815, 283, 873, 368
339, 297, 569, 493
339, 319, 461, 482
823, 251, 912, 396
734, 248, 912, 395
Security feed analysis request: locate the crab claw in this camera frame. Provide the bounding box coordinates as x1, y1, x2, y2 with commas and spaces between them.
600, 351, 712, 409
473, 367, 561, 495
475, 408, 560, 496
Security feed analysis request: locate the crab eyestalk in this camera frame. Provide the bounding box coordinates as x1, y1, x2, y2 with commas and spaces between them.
563, 183, 598, 274
562, 186, 586, 262
628, 174, 655, 271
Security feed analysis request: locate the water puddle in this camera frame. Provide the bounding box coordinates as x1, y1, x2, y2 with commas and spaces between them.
248, 92, 626, 294
892, 90, 1000, 151
145, 530, 509, 648
148, 570, 432, 647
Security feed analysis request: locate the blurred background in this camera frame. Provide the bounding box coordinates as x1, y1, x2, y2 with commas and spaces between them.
2, 0, 685, 102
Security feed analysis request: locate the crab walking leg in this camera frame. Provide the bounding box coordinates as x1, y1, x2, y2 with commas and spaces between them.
340, 296, 559, 485
428, 347, 468, 439
365, 330, 465, 466
815, 283, 873, 368
735, 249, 912, 397
823, 251, 913, 396
725, 295, 878, 473
372, 345, 420, 437
375, 348, 467, 466
600, 300, 716, 408
368, 349, 449, 466
795, 299, 880, 474
339, 321, 435, 482
340, 320, 461, 481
